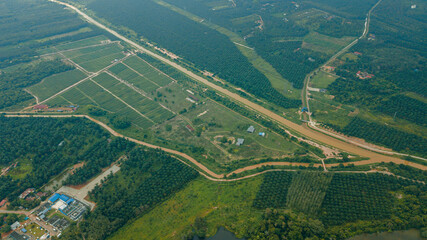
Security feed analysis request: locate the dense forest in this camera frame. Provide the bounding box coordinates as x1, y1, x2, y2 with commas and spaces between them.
0, 60, 73, 109
58, 148, 199, 240
87, 0, 300, 109
0, 117, 109, 205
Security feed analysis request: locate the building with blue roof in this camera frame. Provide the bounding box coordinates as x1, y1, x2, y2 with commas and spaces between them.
49, 193, 60, 204
66, 198, 75, 205
59, 195, 69, 202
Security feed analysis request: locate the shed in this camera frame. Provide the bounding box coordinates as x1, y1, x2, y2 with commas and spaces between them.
0, 199, 6, 207
49, 193, 60, 203
259, 132, 266, 137
236, 138, 245, 146
301, 107, 308, 113
21, 228, 27, 233
247, 126, 255, 133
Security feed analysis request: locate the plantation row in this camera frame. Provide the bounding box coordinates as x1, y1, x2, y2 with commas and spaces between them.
247, 34, 323, 89
341, 118, 427, 155
377, 95, 426, 126
253, 171, 294, 209
60, 148, 199, 240
253, 171, 424, 226
320, 173, 395, 225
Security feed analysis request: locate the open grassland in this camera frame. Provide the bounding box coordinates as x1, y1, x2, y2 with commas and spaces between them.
303, 32, 355, 55
108, 176, 263, 240
27, 69, 87, 101
310, 71, 338, 89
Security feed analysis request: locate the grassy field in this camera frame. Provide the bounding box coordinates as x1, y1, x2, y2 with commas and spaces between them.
28, 69, 87, 101
310, 70, 338, 89
108, 176, 263, 240
310, 91, 358, 128
27, 223, 47, 239
303, 32, 355, 55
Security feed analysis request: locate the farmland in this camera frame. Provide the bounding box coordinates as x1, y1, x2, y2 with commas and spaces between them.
19, 35, 309, 170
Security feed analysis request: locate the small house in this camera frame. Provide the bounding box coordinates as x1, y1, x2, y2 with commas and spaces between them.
301, 107, 309, 113
21, 228, 27, 233
236, 138, 245, 146
247, 126, 255, 133
259, 132, 266, 137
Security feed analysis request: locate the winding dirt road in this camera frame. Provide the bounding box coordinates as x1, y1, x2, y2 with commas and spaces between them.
4, 114, 426, 180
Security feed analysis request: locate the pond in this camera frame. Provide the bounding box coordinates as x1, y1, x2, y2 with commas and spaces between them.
348, 229, 423, 240
208, 227, 245, 240
193, 227, 245, 240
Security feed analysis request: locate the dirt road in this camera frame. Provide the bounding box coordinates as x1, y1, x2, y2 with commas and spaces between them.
5, 114, 426, 180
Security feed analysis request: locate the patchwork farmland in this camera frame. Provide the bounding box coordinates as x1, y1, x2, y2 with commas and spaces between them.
33, 36, 177, 129
26, 36, 311, 166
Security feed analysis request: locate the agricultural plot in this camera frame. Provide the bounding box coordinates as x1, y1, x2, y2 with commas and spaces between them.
108, 63, 159, 93
27, 69, 87, 101
320, 173, 396, 225
253, 171, 294, 209
123, 56, 173, 87
286, 172, 332, 215
54, 35, 110, 51
93, 73, 175, 123
70, 44, 125, 72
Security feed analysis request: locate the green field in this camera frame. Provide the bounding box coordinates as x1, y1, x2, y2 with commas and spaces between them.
123, 55, 173, 86
27, 69, 87, 101
108, 176, 263, 240
303, 32, 355, 55
108, 62, 159, 93
310, 70, 338, 89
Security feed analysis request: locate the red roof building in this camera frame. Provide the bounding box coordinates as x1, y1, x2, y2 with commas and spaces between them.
0, 199, 7, 207
33, 105, 48, 110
